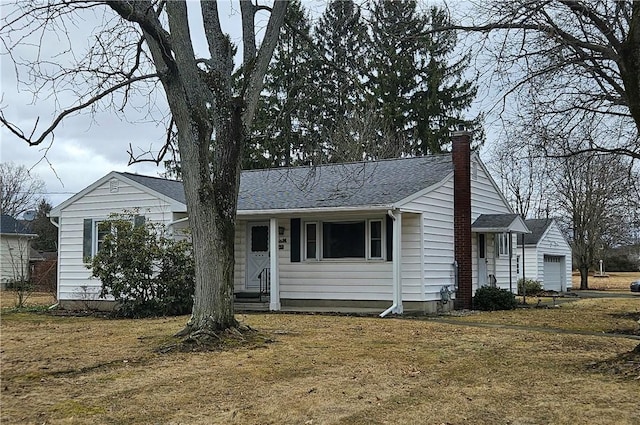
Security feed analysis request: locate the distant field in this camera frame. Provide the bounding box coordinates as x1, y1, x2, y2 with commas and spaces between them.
572, 271, 640, 291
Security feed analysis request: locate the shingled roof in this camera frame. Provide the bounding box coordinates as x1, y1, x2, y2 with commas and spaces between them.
120, 154, 454, 211
522, 219, 555, 245
471, 214, 530, 234
1, 215, 37, 236
120, 172, 186, 204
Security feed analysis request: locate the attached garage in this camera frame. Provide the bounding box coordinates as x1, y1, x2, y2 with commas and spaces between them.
518, 219, 573, 292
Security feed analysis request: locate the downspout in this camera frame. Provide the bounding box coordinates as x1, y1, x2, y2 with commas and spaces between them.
508, 231, 513, 293
48, 216, 60, 310
269, 217, 280, 311
380, 209, 402, 317
521, 233, 526, 304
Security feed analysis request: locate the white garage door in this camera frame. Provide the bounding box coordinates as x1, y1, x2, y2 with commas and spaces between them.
543, 255, 564, 291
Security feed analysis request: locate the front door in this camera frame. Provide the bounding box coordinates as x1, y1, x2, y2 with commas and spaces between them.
477, 233, 488, 286
246, 222, 270, 290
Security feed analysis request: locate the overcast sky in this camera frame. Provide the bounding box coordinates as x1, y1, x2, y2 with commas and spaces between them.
1, 0, 495, 208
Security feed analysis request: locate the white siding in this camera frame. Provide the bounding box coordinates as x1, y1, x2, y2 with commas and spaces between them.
57, 177, 178, 301
521, 222, 572, 291
278, 215, 393, 301
1, 236, 31, 284
237, 216, 396, 301
493, 233, 519, 292
405, 178, 456, 301
470, 157, 517, 292
471, 157, 511, 220
234, 221, 247, 291
401, 213, 423, 301
521, 246, 539, 280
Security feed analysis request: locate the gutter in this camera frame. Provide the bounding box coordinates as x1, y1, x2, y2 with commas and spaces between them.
49, 216, 60, 228
237, 205, 393, 217
167, 216, 190, 235
168, 216, 190, 227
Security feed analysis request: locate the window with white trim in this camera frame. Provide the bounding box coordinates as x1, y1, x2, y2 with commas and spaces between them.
369, 220, 383, 259
497, 233, 510, 257
94, 220, 113, 255
304, 222, 318, 260
303, 219, 384, 260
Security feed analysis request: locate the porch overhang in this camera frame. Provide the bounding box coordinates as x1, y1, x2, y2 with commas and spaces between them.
236, 204, 393, 218
471, 214, 531, 234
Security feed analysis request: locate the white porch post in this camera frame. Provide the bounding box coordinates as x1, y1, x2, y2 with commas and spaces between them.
394, 211, 403, 314
269, 218, 280, 311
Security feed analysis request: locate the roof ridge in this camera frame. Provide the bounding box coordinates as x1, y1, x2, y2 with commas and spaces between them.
119, 172, 181, 183
240, 153, 453, 174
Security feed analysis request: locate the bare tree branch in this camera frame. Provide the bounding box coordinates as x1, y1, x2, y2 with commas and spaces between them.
0, 73, 158, 146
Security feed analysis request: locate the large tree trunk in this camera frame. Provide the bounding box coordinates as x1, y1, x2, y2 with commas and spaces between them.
579, 265, 589, 290
107, 0, 286, 337
174, 103, 244, 334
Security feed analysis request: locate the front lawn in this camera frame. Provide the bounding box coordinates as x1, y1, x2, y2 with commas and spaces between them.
1, 299, 638, 424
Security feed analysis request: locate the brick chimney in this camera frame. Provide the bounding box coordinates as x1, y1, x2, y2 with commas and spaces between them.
452, 129, 472, 310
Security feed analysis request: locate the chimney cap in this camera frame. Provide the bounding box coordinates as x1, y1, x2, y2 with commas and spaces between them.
452, 127, 472, 138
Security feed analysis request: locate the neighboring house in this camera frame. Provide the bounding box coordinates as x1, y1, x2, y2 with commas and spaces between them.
49, 132, 529, 314
517, 218, 572, 292
0, 215, 38, 289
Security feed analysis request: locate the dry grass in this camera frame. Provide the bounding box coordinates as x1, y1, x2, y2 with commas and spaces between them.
2, 299, 639, 425
572, 271, 640, 291
446, 298, 640, 334
0, 291, 56, 309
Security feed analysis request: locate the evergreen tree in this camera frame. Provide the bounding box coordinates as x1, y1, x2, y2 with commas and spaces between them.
28, 199, 57, 252
412, 7, 480, 153
367, 0, 479, 155
247, 0, 314, 169
312, 0, 370, 161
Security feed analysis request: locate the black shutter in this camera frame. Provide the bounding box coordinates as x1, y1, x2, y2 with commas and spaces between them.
291, 218, 301, 262
83, 219, 93, 261
386, 215, 393, 261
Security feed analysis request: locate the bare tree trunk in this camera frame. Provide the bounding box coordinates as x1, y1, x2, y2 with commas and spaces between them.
0, 0, 286, 338
177, 104, 244, 333
579, 265, 589, 290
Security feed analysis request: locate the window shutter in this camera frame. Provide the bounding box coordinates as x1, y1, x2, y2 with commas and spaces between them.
83, 219, 93, 260
386, 215, 393, 261
134, 215, 145, 227
290, 218, 301, 262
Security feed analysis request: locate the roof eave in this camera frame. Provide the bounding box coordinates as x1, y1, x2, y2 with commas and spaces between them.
237, 204, 394, 216
0, 232, 38, 238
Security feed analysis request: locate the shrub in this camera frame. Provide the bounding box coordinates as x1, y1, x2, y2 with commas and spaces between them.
473, 286, 518, 311
517, 278, 543, 296
7, 278, 34, 308
89, 213, 194, 318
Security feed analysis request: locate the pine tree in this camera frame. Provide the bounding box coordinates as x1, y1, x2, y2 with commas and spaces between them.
312, 0, 370, 161
367, 0, 479, 155
411, 7, 480, 154
246, 0, 314, 169
28, 199, 57, 252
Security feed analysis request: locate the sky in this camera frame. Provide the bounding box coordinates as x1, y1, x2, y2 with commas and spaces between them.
0, 0, 496, 209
